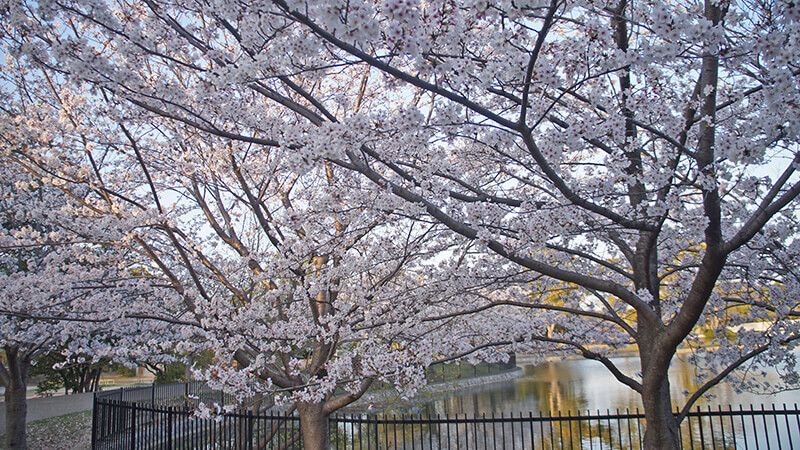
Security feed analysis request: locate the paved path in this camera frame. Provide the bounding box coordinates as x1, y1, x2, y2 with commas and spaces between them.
0, 374, 154, 435
0, 392, 94, 435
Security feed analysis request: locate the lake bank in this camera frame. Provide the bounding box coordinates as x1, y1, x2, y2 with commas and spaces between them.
357, 352, 800, 417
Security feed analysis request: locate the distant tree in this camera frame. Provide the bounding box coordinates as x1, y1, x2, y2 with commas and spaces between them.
31, 347, 109, 395
144, 349, 214, 384
145, 361, 187, 384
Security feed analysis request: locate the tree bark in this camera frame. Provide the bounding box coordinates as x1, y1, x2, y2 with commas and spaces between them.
641, 374, 680, 449
638, 327, 680, 450
297, 401, 331, 450
2, 346, 32, 450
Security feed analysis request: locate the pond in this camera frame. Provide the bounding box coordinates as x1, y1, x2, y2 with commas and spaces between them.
355, 352, 800, 417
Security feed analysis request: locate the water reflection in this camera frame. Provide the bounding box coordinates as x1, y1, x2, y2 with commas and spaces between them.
339, 355, 799, 448
362, 354, 800, 417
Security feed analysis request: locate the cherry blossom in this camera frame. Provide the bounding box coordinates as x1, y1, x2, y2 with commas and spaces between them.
2, 0, 800, 448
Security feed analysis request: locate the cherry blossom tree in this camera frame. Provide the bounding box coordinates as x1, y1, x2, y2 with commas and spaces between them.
110, 126, 480, 448
0, 152, 144, 450
0, 22, 519, 449
122, 125, 533, 446
0, 67, 182, 450
3, 0, 800, 448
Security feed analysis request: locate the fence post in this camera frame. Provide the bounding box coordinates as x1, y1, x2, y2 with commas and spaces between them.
91, 395, 97, 449
168, 406, 174, 448
377, 416, 382, 450
130, 404, 136, 449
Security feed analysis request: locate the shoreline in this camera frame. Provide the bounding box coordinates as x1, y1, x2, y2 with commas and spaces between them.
345, 367, 525, 413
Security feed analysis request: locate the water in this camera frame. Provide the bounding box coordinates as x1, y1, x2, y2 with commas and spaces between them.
339, 354, 800, 448
359, 353, 800, 417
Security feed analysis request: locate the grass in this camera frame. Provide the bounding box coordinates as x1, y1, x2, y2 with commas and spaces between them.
0, 410, 92, 450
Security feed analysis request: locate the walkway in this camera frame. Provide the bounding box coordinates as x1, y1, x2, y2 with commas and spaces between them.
0, 392, 93, 435
0, 373, 155, 435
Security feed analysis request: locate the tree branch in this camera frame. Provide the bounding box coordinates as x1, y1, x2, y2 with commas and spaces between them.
272, 0, 519, 130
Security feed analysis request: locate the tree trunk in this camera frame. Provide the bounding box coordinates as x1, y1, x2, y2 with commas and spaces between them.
638, 326, 680, 450
90, 368, 102, 392
641, 375, 680, 449
3, 346, 31, 450
297, 402, 331, 450
5, 382, 28, 450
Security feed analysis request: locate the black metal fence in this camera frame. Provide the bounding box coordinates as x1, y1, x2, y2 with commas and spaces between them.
93, 383, 800, 449
94, 381, 234, 408
329, 407, 800, 449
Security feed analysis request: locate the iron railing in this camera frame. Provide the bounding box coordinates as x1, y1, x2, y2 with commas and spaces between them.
93, 383, 800, 449
95, 381, 234, 409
